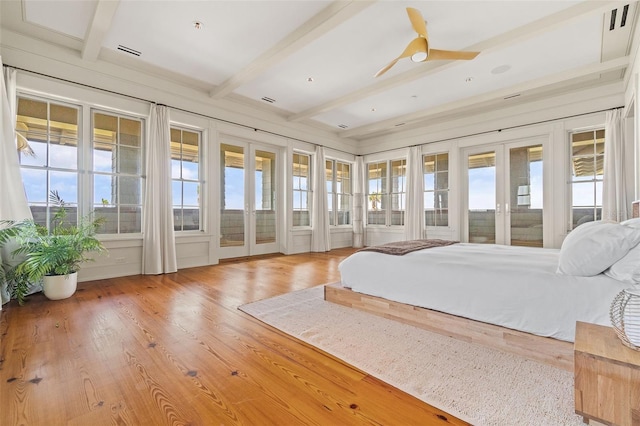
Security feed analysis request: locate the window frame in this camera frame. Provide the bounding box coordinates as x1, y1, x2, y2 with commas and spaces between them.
366, 158, 406, 227
16, 94, 83, 231
292, 151, 312, 228
568, 128, 604, 230
423, 152, 450, 228
170, 125, 203, 233
91, 109, 145, 235
326, 159, 353, 227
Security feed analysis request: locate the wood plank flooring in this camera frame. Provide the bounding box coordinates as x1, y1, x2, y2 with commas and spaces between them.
0, 249, 468, 425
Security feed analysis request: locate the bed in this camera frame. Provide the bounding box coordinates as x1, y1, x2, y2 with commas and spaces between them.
325, 220, 640, 371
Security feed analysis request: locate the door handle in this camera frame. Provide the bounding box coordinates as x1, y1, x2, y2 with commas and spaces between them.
505, 203, 510, 214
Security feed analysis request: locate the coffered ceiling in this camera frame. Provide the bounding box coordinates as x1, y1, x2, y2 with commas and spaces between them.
0, 1, 636, 141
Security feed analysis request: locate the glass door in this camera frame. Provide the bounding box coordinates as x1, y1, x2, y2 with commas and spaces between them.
507, 144, 543, 247
252, 147, 278, 255
466, 150, 499, 244
220, 142, 279, 258
464, 140, 544, 246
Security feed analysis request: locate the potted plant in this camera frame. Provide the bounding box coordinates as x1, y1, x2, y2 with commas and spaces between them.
0, 191, 106, 304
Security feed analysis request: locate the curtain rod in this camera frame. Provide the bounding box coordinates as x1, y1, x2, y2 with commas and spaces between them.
5, 64, 624, 159
365, 106, 624, 156
4, 64, 356, 156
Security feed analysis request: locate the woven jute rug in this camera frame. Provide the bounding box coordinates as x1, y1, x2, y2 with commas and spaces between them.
239, 285, 583, 426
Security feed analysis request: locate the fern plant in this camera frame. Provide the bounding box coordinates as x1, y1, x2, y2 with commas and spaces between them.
0, 191, 106, 304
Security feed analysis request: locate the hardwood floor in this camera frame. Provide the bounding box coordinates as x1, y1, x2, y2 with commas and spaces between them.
1, 248, 467, 426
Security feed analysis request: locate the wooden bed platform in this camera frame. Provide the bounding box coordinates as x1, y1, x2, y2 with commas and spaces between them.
324, 283, 574, 372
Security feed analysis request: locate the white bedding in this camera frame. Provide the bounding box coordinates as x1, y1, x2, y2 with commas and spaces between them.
339, 243, 629, 342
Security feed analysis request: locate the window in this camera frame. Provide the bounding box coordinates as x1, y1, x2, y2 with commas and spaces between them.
570, 129, 604, 229
424, 153, 449, 227
171, 127, 201, 231
92, 111, 144, 234
326, 160, 352, 226
16, 97, 146, 235
292, 153, 311, 226
17, 97, 80, 229
367, 159, 406, 226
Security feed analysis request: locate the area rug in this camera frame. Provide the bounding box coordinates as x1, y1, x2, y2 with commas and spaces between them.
238, 286, 583, 426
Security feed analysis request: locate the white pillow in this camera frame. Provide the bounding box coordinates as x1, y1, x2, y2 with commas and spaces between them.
605, 244, 640, 283
621, 218, 640, 229
557, 221, 640, 276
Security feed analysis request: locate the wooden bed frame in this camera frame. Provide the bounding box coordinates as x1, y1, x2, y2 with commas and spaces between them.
324, 283, 574, 372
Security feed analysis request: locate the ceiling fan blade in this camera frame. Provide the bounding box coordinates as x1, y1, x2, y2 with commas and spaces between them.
426, 49, 480, 61
406, 7, 427, 38
375, 58, 400, 77
375, 38, 427, 77
399, 37, 428, 59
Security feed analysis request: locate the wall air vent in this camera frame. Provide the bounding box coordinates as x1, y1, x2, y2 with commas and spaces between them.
504, 93, 521, 100
338, 124, 349, 129
621, 4, 630, 27
117, 45, 141, 56
610, 4, 630, 30
261, 96, 276, 103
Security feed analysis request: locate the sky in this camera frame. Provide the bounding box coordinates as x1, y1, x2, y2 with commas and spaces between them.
21, 141, 597, 223
20, 141, 201, 208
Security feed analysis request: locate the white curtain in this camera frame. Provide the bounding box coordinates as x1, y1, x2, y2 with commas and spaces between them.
142, 104, 177, 274
404, 146, 424, 240
1, 60, 34, 306
602, 109, 628, 222
311, 146, 330, 252
352, 156, 366, 248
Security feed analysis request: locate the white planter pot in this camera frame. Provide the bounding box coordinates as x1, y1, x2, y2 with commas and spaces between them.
43, 272, 78, 300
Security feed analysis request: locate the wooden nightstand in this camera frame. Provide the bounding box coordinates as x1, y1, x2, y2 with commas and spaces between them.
574, 321, 640, 425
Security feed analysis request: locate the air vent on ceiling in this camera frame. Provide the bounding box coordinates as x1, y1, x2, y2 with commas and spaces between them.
338, 124, 349, 129
117, 45, 141, 56
610, 4, 630, 30
504, 94, 521, 100
261, 96, 276, 103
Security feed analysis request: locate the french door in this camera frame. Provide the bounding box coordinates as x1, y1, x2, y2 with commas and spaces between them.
219, 141, 279, 258
463, 139, 544, 247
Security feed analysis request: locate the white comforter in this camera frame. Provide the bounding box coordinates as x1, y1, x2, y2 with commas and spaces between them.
339, 243, 629, 342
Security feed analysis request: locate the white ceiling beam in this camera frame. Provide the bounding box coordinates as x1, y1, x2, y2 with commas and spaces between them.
339, 56, 629, 138
81, 0, 120, 61
288, 0, 620, 123
209, 0, 375, 99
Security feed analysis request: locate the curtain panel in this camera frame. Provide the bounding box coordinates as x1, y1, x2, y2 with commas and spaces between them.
1, 61, 34, 306
405, 146, 424, 240
602, 108, 628, 222
311, 146, 330, 252
352, 156, 366, 248
142, 104, 178, 274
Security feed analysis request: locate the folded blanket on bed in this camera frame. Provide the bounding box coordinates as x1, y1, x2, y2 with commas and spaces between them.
358, 239, 458, 256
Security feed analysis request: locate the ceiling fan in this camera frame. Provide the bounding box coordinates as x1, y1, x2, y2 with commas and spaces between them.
375, 7, 480, 77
